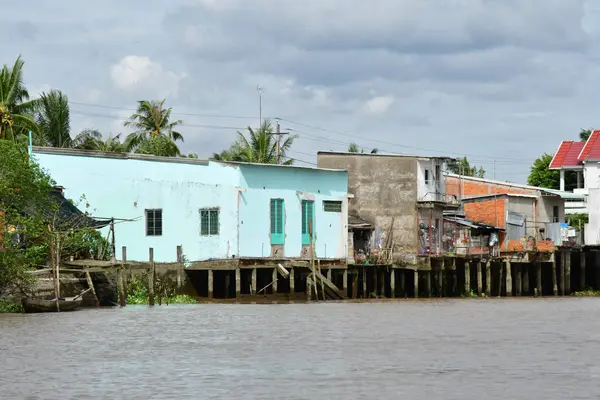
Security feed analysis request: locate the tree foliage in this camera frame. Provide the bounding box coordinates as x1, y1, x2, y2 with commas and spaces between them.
36, 90, 71, 148
73, 129, 124, 152
447, 156, 485, 178
124, 99, 183, 155
527, 153, 564, 189
347, 142, 378, 154
135, 135, 181, 157
0, 56, 39, 141
580, 128, 593, 141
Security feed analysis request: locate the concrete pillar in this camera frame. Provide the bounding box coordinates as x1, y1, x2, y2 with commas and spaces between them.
380, 269, 386, 297
452, 259, 457, 297
536, 261, 542, 296
225, 272, 231, 298
413, 270, 419, 298
464, 261, 471, 295
560, 169, 565, 191
251, 268, 257, 295
373, 268, 378, 297
235, 268, 241, 300
560, 252, 565, 296
327, 268, 332, 282
476, 261, 482, 296
272, 268, 278, 295
523, 265, 529, 295
439, 261, 444, 298
577, 170, 582, 189
390, 269, 396, 298
362, 267, 367, 298
505, 260, 512, 297
426, 271, 432, 297
552, 258, 558, 296
581, 251, 586, 291
565, 250, 571, 295
342, 269, 348, 296
400, 269, 406, 297
289, 268, 295, 294
208, 269, 214, 300
485, 261, 492, 297
515, 264, 522, 296
307, 276, 312, 300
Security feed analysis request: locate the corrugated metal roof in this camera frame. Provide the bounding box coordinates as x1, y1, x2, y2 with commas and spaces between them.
541, 188, 586, 199
549, 141, 585, 169
579, 130, 600, 161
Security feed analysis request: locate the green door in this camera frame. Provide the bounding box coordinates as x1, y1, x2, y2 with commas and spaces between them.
270, 199, 285, 245
301, 200, 314, 245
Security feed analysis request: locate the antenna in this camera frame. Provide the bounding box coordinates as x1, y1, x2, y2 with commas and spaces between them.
256, 85, 264, 125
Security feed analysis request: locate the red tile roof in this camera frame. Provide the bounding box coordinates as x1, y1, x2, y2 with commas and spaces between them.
578, 130, 600, 161
549, 141, 585, 169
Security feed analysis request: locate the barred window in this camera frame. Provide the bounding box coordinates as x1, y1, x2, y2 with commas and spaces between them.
146, 209, 162, 236
200, 208, 219, 236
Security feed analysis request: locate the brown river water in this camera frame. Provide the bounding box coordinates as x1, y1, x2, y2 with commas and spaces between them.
2, 298, 600, 399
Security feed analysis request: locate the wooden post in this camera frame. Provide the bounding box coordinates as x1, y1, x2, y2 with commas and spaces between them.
390, 269, 396, 298
552, 257, 558, 296
235, 268, 241, 300
476, 261, 482, 296
327, 268, 332, 282
380, 269, 386, 297
342, 269, 348, 298
225, 272, 231, 298
362, 267, 367, 298
523, 265, 529, 295
580, 250, 586, 291
505, 260, 512, 297
118, 246, 127, 307
208, 269, 214, 300
352, 272, 358, 299
498, 260, 503, 297
272, 268, 278, 295
176, 245, 184, 290
373, 267, 378, 297
451, 259, 457, 297
464, 261, 471, 295
307, 275, 313, 300
485, 261, 492, 297
559, 251, 565, 296
148, 248, 155, 306
85, 268, 99, 307
289, 268, 295, 294
515, 264, 522, 297
400, 269, 406, 297
426, 270, 432, 298
251, 268, 257, 295
439, 260, 444, 297
413, 270, 419, 298
536, 260, 542, 296
565, 250, 571, 295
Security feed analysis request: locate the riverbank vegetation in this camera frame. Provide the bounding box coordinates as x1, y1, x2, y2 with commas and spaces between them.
126, 276, 196, 305
572, 289, 600, 297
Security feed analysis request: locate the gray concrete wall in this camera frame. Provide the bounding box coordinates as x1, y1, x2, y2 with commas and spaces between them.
317, 153, 418, 263
539, 196, 565, 224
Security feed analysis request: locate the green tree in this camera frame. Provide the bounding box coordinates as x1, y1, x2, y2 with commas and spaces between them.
0, 56, 39, 141
580, 128, 593, 141
347, 142, 378, 154
134, 134, 180, 157
447, 156, 485, 178
528, 153, 577, 190
226, 120, 297, 165
211, 149, 240, 161
72, 129, 124, 152
36, 90, 71, 148
123, 99, 183, 155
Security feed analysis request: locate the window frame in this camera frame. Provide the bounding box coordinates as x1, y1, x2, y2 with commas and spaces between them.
145, 209, 163, 237
301, 200, 315, 245
200, 207, 220, 236
323, 200, 343, 213
270, 198, 285, 245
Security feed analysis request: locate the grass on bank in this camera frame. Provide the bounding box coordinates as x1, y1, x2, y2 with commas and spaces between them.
572, 289, 600, 297
126, 277, 196, 305
0, 299, 24, 313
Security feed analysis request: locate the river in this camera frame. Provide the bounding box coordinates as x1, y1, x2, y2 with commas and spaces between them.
2, 298, 600, 399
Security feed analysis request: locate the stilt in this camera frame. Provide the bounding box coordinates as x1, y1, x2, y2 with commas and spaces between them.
148, 248, 155, 306
390, 269, 396, 298
498, 261, 503, 297
251, 268, 257, 295
552, 257, 558, 296
362, 267, 367, 298
565, 250, 571, 295
327, 268, 332, 282
523, 265, 529, 295
413, 270, 419, 298
208, 269, 214, 300
560, 251, 565, 296
342, 269, 348, 297
118, 246, 127, 307
85, 268, 99, 307
426, 271, 432, 298
476, 261, 482, 296
289, 268, 295, 295
505, 260, 512, 297
176, 245, 183, 290
225, 273, 231, 298
485, 260, 492, 297
464, 261, 471, 295
307, 276, 312, 300
400, 269, 406, 297
272, 268, 278, 295
536, 260, 542, 296
235, 268, 241, 300
580, 251, 586, 290
438, 261, 444, 298
515, 264, 522, 297
373, 268, 378, 297
452, 259, 457, 297
352, 272, 358, 299
380, 269, 386, 297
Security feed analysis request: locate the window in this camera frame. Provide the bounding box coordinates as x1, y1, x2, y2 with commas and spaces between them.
323, 200, 342, 213
424, 169, 430, 184
435, 165, 441, 183
302, 200, 314, 245
200, 208, 219, 236
553, 206, 559, 223
270, 199, 285, 245
146, 209, 162, 236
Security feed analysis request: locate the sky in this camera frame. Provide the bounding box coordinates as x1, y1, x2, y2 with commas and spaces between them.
3, 0, 600, 183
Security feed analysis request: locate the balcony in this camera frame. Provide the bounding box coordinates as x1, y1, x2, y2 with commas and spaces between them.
417, 192, 460, 209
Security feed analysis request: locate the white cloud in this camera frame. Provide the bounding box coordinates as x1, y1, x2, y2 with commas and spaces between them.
109, 55, 186, 98
362, 95, 395, 116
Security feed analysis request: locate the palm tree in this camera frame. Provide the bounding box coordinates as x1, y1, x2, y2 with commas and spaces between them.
36, 90, 71, 148
72, 129, 124, 152
580, 128, 593, 141
0, 56, 39, 141
347, 142, 378, 154
229, 120, 297, 165
123, 99, 183, 154
211, 149, 240, 161
134, 134, 180, 157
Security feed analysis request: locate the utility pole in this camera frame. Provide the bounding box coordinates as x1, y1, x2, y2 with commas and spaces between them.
256, 85, 263, 126
273, 119, 289, 165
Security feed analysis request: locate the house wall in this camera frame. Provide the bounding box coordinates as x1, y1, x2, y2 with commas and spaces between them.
237, 164, 348, 259
33, 150, 348, 262
463, 198, 506, 229
446, 175, 537, 199
584, 162, 600, 190
317, 153, 419, 263
585, 188, 600, 245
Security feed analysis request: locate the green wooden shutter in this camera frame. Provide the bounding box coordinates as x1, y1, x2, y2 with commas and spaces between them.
270, 199, 285, 245
302, 200, 314, 245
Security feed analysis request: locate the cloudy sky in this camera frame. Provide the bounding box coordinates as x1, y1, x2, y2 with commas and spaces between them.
3, 0, 600, 182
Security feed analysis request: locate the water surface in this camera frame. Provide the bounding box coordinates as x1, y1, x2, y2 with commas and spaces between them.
2, 298, 600, 399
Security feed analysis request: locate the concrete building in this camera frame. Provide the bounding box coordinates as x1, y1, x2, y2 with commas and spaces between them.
32, 147, 349, 263
549, 130, 600, 244
317, 151, 456, 265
